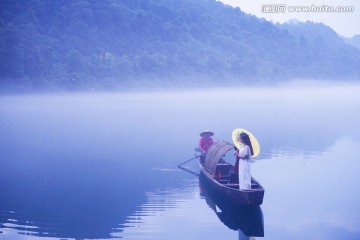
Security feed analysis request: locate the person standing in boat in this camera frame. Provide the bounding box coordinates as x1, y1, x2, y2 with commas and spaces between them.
234, 132, 254, 190
199, 130, 214, 164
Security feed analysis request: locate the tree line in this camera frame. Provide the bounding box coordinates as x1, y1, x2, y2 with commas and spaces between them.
1, 0, 360, 91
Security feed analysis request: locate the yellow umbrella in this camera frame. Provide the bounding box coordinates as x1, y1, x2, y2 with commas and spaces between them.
232, 128, 260, 157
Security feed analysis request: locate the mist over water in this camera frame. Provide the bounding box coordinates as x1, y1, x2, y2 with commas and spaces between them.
0, 82, 360, 239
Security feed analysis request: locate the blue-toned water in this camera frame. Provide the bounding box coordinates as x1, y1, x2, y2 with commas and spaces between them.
1, 83, 360, 240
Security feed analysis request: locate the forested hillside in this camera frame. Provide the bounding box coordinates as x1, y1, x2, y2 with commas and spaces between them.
1, 0, 360, 91
344, 34, 360, 50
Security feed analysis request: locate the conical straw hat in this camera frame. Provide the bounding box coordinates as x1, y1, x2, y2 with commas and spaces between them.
200, 130, 214, 137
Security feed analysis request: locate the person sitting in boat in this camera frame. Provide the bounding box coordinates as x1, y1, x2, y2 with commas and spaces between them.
199, 130, 214, 164
234, 132, 254, 190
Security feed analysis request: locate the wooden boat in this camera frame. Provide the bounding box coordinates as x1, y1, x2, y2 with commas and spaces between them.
200, 141, 265, 205
199, 172, 264, 236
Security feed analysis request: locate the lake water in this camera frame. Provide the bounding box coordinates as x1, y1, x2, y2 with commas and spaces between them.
1, 83, 360, 240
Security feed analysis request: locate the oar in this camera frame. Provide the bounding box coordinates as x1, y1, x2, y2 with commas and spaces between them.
177, 155, 200, 168
178, 164, 200, 176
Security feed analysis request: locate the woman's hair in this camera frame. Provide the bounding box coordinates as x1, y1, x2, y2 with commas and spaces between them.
240, 132, 254, 156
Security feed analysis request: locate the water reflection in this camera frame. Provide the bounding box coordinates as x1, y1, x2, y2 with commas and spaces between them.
1, 84, 360, 239
254, 138, 360, 240
199, 172, 264, 239
0, 202, 132, 239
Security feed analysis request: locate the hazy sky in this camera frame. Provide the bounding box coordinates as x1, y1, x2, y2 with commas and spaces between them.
219, 0, 360, 38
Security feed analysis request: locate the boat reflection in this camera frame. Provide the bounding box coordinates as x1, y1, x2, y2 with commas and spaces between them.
199, 172, 264, 239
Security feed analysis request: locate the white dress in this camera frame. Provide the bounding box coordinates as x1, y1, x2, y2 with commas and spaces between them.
238, 145, 251, 190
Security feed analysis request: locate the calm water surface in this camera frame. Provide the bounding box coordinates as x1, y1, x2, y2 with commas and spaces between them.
0, 83, 359, 239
